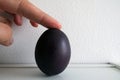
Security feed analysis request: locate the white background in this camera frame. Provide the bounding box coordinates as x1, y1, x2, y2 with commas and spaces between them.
0, 0, 120, 64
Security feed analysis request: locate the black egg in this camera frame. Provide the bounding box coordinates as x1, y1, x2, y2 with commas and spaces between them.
35, 28, 71, 76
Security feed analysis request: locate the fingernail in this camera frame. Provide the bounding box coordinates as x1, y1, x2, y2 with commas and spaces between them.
56, 22, 62, 29
52, 21, 62, 29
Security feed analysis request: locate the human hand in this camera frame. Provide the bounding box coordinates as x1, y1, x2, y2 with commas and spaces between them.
0, 0, 61, 46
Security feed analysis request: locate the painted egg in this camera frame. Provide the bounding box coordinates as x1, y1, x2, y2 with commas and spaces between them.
35, 28, 71, 76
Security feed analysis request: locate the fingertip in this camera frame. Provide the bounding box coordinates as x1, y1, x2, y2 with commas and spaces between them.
0, 38, 13, 46
14, 15, 22, 26
33, 23, 39, 27
47, 21, 62, 29
57, 23, 62, 29
33, 23, 38, 27
30, 21, 38, 27
39, 14, 62, 29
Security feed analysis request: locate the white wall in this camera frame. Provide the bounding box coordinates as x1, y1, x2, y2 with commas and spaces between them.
0, 0, 120, 64
96, 0, 120, 63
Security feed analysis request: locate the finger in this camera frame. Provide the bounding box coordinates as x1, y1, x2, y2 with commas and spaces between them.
0, 37, 13, 46
14, 14, 22, 26
0, 0, 61, 29
30, 20, 38, 27
0, 16, 13, 46
17, 0, 61, 29
0, 0, 22, 14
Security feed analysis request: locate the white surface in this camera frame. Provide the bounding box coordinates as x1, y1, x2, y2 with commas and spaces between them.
0, 65, 120, 80
0, 0, 120, 64
0, 63, 112, 68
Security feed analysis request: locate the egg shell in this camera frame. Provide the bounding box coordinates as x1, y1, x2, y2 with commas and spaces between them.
35, 28, 71, 76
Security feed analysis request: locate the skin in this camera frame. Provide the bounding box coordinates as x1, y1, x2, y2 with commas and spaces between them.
0, 0, 61, 46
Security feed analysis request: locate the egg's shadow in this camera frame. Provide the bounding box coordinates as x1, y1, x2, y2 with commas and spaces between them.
14, 68, 64, 80
31, 69, 64, 80
28, 70, 64, 80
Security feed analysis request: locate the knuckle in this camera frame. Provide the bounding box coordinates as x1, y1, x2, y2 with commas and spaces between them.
0, 12, 13, 25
